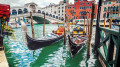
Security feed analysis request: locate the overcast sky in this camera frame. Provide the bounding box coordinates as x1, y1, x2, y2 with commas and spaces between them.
0, 0, 98, 8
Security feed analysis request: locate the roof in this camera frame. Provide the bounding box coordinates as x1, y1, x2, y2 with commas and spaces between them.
25, 2, 38, 6
66, 4, 74, 7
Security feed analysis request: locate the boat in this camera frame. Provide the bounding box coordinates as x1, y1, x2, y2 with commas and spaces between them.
71, 25, 86, 37
26, 26, 65, 50
68, 25, 87, 57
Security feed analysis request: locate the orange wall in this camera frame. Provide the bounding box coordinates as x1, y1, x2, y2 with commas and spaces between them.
65, 0, 98, 20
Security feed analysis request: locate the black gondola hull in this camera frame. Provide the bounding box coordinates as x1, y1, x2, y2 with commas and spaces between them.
26, 34, 64, 50
68, 35, 85, 57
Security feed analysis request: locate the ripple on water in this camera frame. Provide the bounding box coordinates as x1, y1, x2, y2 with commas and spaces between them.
4, 24, 101, 67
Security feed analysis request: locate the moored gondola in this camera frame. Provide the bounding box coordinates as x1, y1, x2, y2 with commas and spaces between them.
26, 33, 64, 50
68, 25, 87, 57
68, 35, 87, 57
26, 26, 65, 50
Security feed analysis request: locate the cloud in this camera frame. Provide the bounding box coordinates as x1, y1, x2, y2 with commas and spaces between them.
0, 0, 74, 7
0, 0, 98, 7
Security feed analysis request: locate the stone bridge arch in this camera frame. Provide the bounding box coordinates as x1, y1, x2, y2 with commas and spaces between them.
18, 9, 23, 14
12, 9, 17, 15
23, 8, 28, 13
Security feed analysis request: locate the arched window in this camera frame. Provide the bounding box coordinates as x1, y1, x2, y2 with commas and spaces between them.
107, 13, 109, 18
103, 13, 106, 18
46, 13, 48, 16
113, 6, 116, 11
108, 7, 110, 11
116, 6, 119, 11
23, 8, 28, 13
49, 14, 52, 17
18, 9, 22, 14
42, 11, 45, 14
56, 16, 58, 19
38, 10, 41, 13
111, 6, 113, 11
104, 7, 106, 11
53, 15, 55, 18
12, 9, 17, 15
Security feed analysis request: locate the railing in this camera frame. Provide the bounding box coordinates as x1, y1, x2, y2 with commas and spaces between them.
95, 27, 120, 67
10, 13, 63, 22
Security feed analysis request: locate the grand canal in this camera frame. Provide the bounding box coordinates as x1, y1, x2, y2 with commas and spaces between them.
3, 24, 101, 67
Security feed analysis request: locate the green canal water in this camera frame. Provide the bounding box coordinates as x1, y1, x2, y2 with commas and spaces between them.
3, 24, 102, 67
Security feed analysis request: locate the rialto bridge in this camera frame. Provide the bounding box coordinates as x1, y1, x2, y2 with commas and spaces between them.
10, 2, 63, 23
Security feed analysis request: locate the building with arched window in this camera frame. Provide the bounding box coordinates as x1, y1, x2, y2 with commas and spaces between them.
100, 0, 120, 21
65, 0, 98, 21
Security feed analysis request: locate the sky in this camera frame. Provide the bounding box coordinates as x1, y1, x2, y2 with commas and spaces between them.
0, 0, 98, 8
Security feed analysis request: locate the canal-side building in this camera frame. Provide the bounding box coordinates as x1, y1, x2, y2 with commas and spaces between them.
100, 0, 120, 21
57, 0, 69, 20
65, 4, 74, 20
42, 0, 69, 21
42, 3, 58, 19
65, 0, 97, 22
74, 0, 97, 20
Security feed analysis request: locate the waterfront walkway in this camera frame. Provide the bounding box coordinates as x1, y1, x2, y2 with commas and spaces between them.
0, 50, 8, 67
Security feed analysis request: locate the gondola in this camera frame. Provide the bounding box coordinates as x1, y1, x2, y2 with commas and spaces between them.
68, 25, 87, 57
26, 33, 64, 50
68, 35, 87, 57
26, 26, 65, 50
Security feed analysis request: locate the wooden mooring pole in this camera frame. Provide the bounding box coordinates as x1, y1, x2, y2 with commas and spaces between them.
64, 28, 66, 45
110, 16, 112, 29
87, 13, 90, 37
64, 14, 67, 45
30, 12, 35, 38
87, 3, 95, 59
86, 18, 87, 34
84, 16, 85, 31
43, 13, 45, 36
103, 13, 106, 35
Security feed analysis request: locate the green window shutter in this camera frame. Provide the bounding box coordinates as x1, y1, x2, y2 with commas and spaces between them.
109, 2, 111, 4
